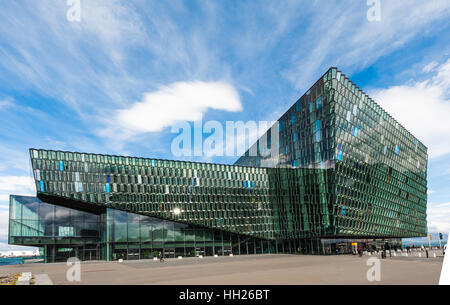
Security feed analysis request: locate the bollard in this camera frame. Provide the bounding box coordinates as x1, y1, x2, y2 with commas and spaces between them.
178, 256, 182, 259
198, 255, 203, 259
118, 259, 123, 263
229, 254, 234, 257
214, 254, 218, 258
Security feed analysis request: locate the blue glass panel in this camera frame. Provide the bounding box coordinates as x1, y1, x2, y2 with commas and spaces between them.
40, 181, 45, 192
341, 206, 346, 216
291, 114, 295, 123
338, 150, 343, 161
278, 121, 283, 132
107, 175, 111, 183
354, 126, 359, 137
296, 101, 301, 112
285, 145, 289, 154
315, 120, 321, 131
105, 183, 110, 193
293, 133, 297, 142
59, 161, 64, 171
316, 97, 322, 110
293, 160, 297, 167
151, 160, 155, 167
396, 145, 400, 155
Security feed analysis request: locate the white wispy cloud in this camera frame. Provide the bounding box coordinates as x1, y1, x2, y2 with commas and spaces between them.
283, 0, 450, 91
0, 146, 32, 174
0, 176, 35, 203
101, 81, 243, 141
0, 242, 37, 253
0, 97, 13, 110
0, 210, 10, 242
0, 1, 242, 158
427, 202, 450, 233
0, 0, 149, 117
370, 59, 450, 159
423, 61, 439, 73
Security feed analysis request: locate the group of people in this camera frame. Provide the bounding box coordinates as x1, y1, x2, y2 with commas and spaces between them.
356, 243, 395, 258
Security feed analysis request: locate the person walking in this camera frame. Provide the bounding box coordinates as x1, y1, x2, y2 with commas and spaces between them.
159, 251, 165, 262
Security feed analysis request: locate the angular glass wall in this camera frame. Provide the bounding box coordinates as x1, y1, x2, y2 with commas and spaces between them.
105, 208, 278, 260
9, 196, 282, 262
235, 67, 428, 239
331, 68, 427, 238
9, 195, 103, 262
29, 149, 275, 240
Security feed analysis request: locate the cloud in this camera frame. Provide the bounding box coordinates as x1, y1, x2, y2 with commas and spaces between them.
370, 59, 450, 159
427, 202, 450, 233
0, 98, 13, 110
0, 241, 37, 253
423, 61, 439, 73
0, 0, 149, 117
0, 210, 10, 241
102, 81, 242, 140
0, 147, 33, 175
0, 176, 35, 203
283, 0, 450, 91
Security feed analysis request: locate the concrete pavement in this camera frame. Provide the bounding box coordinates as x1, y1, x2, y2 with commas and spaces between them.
0, 254, 443, 285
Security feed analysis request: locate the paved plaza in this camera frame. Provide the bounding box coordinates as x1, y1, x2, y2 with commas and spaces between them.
0, 253, 444, 285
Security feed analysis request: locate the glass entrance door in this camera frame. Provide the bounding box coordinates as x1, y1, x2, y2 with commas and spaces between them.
127, 247, 140, 260
83, 245, 99, 261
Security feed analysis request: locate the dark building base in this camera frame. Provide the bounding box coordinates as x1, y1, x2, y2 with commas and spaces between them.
9, 196, 403, 263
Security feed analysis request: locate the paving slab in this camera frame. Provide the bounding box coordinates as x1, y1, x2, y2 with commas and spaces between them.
34, 274, 53, 285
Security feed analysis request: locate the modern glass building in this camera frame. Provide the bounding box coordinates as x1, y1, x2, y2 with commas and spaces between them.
8, 68, 428, 262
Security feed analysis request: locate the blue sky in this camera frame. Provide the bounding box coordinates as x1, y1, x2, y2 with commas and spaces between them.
0, 0, 449, 251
